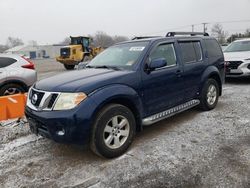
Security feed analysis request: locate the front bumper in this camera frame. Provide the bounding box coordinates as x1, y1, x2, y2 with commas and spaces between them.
226, 61, 250, 77
25, 98, 97, 144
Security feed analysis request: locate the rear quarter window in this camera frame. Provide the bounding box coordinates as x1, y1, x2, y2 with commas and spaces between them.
179, 41, 203, 63
0, 57, 17, 68
204, 39, 223, 57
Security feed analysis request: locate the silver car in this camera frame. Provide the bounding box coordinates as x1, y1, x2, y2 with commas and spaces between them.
224, 38, 250, 77
0, 54, 37, 96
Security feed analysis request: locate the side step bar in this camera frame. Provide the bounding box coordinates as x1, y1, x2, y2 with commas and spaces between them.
142, 99, 200, 126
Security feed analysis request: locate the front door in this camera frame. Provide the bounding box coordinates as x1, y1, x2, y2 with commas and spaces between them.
141, 41, 185, 116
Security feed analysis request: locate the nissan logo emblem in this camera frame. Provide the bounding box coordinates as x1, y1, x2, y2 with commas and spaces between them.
31, 94, 38, 104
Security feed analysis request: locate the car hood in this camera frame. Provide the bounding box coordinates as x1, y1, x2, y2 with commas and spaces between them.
224, 51, 250, 61
34, 68, 137, 94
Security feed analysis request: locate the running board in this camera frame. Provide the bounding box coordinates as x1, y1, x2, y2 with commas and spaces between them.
142, 99, 200, 126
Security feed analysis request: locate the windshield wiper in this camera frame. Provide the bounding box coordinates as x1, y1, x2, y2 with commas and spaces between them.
86, 65, 121, 70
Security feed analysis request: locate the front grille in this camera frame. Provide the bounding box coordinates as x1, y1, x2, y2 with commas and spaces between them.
47, 93, 59, 108
60, 48, 70, 58
227, 61, 243, 69
29, 89, 45, 107
28, 88, 59, 111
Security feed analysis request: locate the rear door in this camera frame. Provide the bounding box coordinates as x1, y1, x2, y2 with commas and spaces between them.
177, 40, 207, 100
141, 40, 185, 116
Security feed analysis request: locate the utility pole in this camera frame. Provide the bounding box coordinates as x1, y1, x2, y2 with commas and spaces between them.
202, 23, 208, 33
192, 25, 194, 32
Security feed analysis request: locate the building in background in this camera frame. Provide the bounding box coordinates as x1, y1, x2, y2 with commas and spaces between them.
4, 45, 64, 59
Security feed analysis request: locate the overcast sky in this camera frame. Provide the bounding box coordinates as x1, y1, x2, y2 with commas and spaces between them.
1, 0, 250, 45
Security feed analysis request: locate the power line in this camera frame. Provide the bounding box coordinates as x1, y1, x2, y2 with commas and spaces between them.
139, 19, 250, 36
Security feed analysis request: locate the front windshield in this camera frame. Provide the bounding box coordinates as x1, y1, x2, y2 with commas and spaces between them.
88, 41, 149, 70
224, 40, 250, 52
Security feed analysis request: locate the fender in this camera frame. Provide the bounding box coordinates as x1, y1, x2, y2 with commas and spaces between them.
200, 66, 222, 95
88, 84, 144, 131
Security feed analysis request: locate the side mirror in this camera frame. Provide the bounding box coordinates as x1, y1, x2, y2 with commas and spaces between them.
149, 58, 167, 70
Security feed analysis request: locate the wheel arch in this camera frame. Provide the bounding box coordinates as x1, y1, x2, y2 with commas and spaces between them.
0, 79, 28, 92
89, 84, 144, 132
201, 66, 222, 96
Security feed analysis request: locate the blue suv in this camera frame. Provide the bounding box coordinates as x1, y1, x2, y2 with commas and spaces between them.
25, 32, 225, 158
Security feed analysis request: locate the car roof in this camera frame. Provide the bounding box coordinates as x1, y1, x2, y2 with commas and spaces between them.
118, 35, 215, 45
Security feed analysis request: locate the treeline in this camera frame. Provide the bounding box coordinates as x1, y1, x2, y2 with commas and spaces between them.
211, 23, 250, 44
227, 29, 250, 43
0, 37, 24, 53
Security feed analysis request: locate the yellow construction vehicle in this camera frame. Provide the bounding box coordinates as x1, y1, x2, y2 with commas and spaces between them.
56, 36, 103, 70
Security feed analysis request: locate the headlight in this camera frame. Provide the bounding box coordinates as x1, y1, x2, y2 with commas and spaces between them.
53, 92, 87, 110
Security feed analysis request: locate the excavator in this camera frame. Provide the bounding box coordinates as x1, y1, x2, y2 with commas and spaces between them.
56, 36, 103, 70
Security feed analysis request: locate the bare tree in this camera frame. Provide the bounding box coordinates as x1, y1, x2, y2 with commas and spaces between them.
211, 24, 228, 44
59, 37, 71, 45
113, 35, 129, 44
6, 37, 24, 48
93, 31, 114, 47
0, 44, 8, 53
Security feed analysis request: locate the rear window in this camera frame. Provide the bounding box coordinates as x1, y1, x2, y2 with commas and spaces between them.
179, 41, 202, 63
0, 57, 17, 68
204, 39, 222, 57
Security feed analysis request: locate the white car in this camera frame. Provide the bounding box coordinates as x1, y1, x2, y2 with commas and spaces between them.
0, 54, 37, 96
224, 38, 250, 77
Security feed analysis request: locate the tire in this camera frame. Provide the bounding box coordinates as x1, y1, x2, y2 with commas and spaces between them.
0, 83, 25, 96
64, 64, 75, 70
199, 78, 219, 111
90, 104, 136, 158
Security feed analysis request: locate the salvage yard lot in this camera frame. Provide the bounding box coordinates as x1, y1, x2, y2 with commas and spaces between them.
0, 59, 250, 187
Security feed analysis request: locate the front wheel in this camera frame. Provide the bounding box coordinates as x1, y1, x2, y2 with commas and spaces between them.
199, 78, 219, 111
91, 104, 136, 158
63, 64, 75, 70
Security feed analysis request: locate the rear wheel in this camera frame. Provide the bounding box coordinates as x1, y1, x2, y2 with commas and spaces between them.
91, 104, 136, 158
0, 83, 25, 96
64, 64, 75, 70
199, 78, 219, 111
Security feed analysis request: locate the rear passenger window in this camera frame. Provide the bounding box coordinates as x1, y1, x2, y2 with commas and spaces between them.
150, 43, 176, 67
204, 39, 222, 57
179, 41, 203, 63
0, 57, 17, 68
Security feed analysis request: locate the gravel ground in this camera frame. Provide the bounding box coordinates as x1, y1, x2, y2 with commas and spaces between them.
0, 59, 250, 187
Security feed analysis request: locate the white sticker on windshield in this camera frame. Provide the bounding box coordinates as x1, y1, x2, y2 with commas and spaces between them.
129, 47, 145, 51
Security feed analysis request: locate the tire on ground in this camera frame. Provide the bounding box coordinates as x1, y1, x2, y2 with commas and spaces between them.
63, 64, 75, 70
90, 104, 136, 158
199, 78, 219, 111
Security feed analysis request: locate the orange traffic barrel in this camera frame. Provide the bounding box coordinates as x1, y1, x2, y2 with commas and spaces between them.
0, 94, 27, 121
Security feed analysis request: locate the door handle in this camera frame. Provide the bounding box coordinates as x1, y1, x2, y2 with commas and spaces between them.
175, 70, 182, 77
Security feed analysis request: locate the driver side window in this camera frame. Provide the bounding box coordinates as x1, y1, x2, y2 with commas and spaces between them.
149, 43, 177, 68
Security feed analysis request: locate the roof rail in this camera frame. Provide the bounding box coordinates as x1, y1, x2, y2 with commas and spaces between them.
166, 32, 209, 37
132, 36, 160, 40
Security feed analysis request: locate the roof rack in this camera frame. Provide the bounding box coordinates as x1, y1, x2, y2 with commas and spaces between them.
132, 36, 160, 40
166, 32, 209, 37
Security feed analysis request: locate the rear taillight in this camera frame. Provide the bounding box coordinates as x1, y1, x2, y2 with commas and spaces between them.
21, 56, 35, 70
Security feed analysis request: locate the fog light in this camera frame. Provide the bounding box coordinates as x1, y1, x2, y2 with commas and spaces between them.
56, 129, 65, 136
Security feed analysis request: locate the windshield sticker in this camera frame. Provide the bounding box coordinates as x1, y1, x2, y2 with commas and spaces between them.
129, 47, 145, 51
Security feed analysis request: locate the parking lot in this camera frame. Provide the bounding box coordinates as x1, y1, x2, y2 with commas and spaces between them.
0, 59, 250, 187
